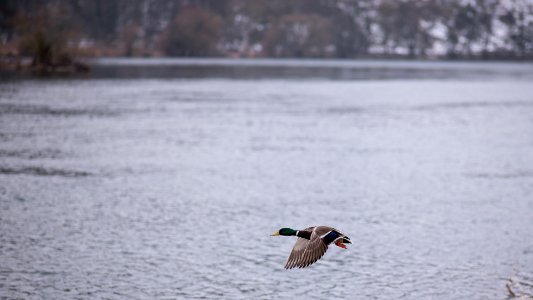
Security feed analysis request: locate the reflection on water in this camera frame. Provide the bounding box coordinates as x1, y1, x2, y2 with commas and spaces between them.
1, 59, 533, 299
87, 58, 533, 80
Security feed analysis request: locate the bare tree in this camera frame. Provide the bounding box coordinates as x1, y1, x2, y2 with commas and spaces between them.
161, 6, 222, 57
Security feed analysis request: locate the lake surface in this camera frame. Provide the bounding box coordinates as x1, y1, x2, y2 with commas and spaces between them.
1, 59, 533, 299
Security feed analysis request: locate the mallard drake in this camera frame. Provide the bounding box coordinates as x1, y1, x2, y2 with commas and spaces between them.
271, 226, 352, 269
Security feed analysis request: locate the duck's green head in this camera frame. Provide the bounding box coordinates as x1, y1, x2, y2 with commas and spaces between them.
271, 228, 297, 236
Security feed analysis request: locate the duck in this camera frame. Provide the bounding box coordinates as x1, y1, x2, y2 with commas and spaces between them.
271, 226, 352, 269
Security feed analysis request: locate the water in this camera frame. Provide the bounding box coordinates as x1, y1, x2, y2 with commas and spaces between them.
1, 59, 532, 299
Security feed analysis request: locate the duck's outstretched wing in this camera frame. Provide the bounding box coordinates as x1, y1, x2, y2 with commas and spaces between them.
284, 227, 330, 269
284, 238, 310, 269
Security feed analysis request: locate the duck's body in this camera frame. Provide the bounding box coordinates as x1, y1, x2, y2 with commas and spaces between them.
272, 226, 352, 269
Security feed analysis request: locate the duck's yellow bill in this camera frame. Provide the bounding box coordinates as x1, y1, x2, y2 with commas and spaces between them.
271, 231, 280, 236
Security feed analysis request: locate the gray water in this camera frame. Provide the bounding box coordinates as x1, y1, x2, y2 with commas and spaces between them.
1, 59, 533, 299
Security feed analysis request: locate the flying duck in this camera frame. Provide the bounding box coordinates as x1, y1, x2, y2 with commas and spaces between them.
271, 226, 352, 269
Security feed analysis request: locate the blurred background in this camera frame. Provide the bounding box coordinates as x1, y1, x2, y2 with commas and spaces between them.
1, 1, 533, 300
1, 0, 533, 64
